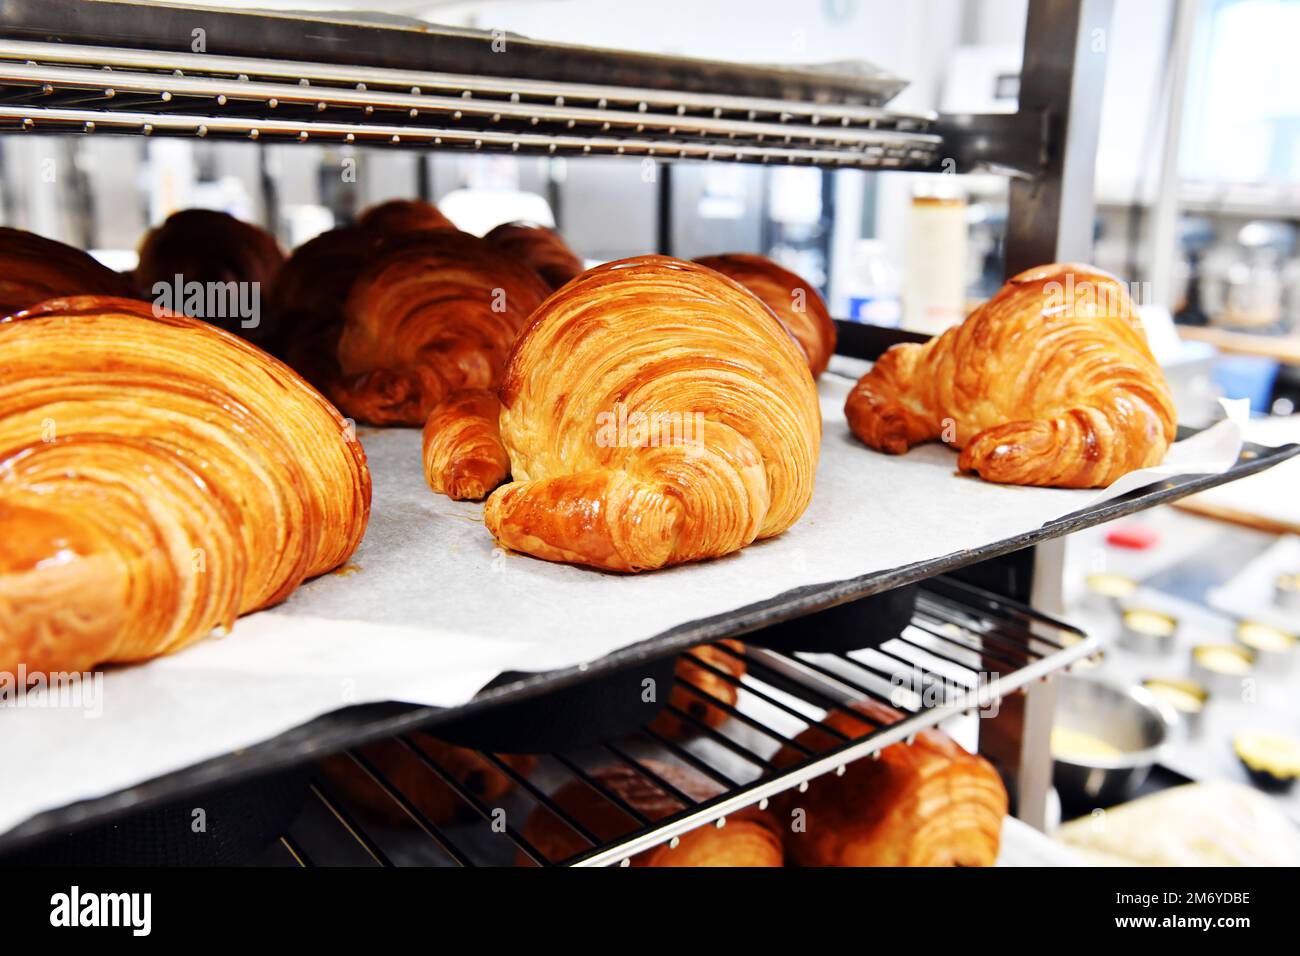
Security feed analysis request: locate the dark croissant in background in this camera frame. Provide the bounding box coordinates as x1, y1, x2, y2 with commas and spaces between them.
695, 252, 837, 378
334, 229, 551, 429
0, 227, 134, 317
844, 263, 1177, 488
355, 197, 456, 235
134, 208, 286, 346
484, 221, 583, 290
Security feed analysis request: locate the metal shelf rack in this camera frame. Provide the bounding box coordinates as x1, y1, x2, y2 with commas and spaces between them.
271, 578, 1094, 866
2, 0, 1293, 862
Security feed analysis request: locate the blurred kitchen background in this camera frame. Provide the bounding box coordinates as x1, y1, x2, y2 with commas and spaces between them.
7, 0, 1298, 433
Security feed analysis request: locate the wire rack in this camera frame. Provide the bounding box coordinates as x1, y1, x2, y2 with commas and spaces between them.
265, 578, 1093, 867
0, 40, 942, 168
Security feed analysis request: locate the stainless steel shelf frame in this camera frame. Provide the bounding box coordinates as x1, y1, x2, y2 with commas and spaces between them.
276, 578, 1096, 867
1, 0, 1245, 853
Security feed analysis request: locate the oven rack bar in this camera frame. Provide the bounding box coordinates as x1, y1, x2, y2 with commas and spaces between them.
282, 580, 1096, 867
0, 39, 943, 169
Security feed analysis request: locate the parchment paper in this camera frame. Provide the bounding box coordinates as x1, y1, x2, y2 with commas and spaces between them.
0, 374, 1246, 839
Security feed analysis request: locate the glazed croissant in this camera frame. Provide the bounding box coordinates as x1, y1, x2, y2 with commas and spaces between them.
648, 641, 747, 740
845, 263, 1177, 488
0, 295, 370, 675
521, 760, 783, 866
485, 221, 583, 290
135, 209, 286, 346
774, 700, 1007, 866
484, 255, 821, 572
0, 227, 134, 316
696, 253, 837, 378
333, 230, 551, 428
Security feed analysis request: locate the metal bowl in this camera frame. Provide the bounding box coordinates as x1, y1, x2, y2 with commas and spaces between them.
1051, 675, 1176, 810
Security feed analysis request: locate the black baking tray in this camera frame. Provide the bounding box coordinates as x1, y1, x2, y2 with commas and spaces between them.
3, 323, 1297, 853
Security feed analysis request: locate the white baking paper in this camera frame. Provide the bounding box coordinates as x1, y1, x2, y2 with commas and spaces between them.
0, 373, 1248, 839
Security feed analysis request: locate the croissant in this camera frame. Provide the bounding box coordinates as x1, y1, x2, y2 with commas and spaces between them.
422, 388, 512, 501
0, 227, 134, 316
520, 760, 782, 866
485, 221, 583, 290
0, 295, 370, 675
844, 263, 1177, 488
484, 255, 821, 572
356, 198, 455, 235
695, 254, 837, 378
648, 641, 746, 740
317, 735, 536, 827
773, 700, 1007, 866
266, 226, 374, 392
134, 209, 286, 346
333, 230, 551, 427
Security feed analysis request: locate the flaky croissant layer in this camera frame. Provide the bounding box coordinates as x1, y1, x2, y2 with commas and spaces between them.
0, 296, 370, 674
845, 263, 1177, 488
485, 255, 821, 572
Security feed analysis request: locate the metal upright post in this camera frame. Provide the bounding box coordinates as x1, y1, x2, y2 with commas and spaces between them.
985, 0, 1115, 830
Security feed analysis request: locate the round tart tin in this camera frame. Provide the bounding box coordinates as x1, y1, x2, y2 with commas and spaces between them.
1190, 643, 1254, 697
1119, 608, 1179, 655
1141, 677, 1208, 735
1275, 573, 1300, 613
1084, 572, 1137, 614
1234, 620, 1297, 673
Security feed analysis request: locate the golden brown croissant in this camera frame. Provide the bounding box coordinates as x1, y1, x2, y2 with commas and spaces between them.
333, 230, 550, 427
422, 388, 512, 501
520, 760, 782, 866
134, 209, 286, 345
317, 735, 536, 827
695, 253, 837, 378
485, 221, 583, 290
356, 198, 455, 236
773, 700, 1007, 866
845, 263, 1177, 488
648, 641, 747, 740
0, 227, 134, 316
0, 295, 370, 674
484, 255, 821, 572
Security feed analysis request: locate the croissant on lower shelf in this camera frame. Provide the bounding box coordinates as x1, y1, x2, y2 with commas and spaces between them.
333, 229, 551, 432
0, 295, 371, 675
484, 255, 821, 572
648, 641, 747, 740
317, 735, 537, 827
0, 227, 135, 317
134, 209, 286, 346
844, 263, 1177, 488
695, 253, 837, 378
773, 700, 1007, 866
484, 221, 583, 290
521, 760, 783, 866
